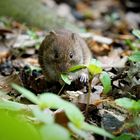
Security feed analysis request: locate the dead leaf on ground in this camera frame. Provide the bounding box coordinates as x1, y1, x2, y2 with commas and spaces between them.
0, 73, 22, 94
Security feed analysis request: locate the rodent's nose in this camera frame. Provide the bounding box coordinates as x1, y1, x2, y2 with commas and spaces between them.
59, 65, 68, 72
58, 64, 69, 72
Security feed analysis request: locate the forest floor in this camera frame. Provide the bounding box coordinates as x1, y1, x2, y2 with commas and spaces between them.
0, 0, 140, 140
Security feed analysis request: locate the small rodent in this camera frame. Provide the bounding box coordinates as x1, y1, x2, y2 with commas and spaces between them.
38, 29, 92, 83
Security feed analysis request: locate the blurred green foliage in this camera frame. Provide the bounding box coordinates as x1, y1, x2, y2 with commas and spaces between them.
0, 109, 41, 140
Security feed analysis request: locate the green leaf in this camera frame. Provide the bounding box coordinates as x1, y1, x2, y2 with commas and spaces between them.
67, 65, 87, 73
12, 84, 39, 105
61, 74, 72, 85
100, 72, 112, 94
39, 93, 84, 128
40, 124, 70, 140
32, 107, 54, 124
125, 39, 138, 51
63, 101, 85, 128
0, 110, 41, 140
128, 51, 140, 62
82, 122, 114, 139
115, 97, 140, 112
68, 123, 88, 140
132, 29, 140, 39
88, 59, 102, 76
113, 133, 133, 140
116, 98, 140, 112
39, 93, 66, 109
0, 98, 25, 111
88, 65, 102, 76
115, 98, 135, 110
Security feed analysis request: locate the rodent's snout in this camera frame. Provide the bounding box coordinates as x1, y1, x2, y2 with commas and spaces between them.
57, 63, 70, 73
59, 65, 68, 72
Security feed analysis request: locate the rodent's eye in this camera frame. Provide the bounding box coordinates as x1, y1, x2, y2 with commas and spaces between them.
54, 53, 59, 59
54, 49, 59, 59
69, 52, 73, 59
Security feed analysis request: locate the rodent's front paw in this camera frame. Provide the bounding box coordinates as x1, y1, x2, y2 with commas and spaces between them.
68, 74, 75, 81
79, 72, 89, 83
68, 70, 89, 83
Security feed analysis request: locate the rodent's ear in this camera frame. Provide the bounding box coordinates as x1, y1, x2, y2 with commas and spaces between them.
49, 30, 57, 36
71, 33, 77, 41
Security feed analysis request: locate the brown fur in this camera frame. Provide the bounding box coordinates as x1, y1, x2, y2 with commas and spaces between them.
38, 29, 92, 83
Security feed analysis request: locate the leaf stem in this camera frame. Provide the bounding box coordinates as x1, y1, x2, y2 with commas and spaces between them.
58, 83, 65, 95
85, 78, 92, 119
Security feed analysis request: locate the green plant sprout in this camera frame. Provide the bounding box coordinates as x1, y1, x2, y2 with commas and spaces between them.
61, 59, 112, 116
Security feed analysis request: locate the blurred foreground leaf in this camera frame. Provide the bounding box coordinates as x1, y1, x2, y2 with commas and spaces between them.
0, 110, 40, 140
0, 98, 25, 111
82, 122, 114, 139
40, 124, 70, 140
12, 84, 39, 104
39, 93, 85, 128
